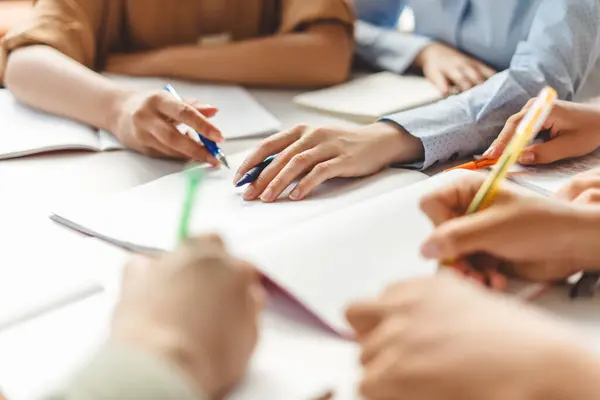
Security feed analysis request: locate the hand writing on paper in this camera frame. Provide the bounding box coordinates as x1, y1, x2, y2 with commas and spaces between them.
345, 273, 598, 400
110, 90, 222, 164
413, 42, 496, 95
484, 100, 600, 163
419, 173, 600, 282
235, 123, 423, 202
111, 234, 265, 398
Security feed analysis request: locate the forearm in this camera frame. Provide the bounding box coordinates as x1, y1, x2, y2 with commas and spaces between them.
354, 20, 431, 74
4, 45, 126, 131
105, 25, 352, 88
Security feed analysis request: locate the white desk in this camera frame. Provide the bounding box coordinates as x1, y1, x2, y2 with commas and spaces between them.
0, 87, 599, 399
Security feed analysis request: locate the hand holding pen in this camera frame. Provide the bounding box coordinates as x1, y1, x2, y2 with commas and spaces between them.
110, 88, 224, 163
164, 85, 230, 168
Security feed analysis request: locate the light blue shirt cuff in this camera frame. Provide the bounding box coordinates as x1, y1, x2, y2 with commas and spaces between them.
380, 96, 486, 171
355, 21, 432, 74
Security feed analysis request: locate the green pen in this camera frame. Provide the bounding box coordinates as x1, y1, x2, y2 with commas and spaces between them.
177, 165, 205, 243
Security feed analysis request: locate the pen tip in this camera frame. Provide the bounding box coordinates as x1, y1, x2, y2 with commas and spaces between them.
219, 154, 230, 169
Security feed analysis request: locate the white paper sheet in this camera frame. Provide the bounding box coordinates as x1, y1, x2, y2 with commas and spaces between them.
0, 90, 100, 159
510, 149, 600, 195
239, 171, 471, 334
51, 152, 428, 251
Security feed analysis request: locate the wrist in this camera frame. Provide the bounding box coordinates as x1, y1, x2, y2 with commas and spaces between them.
366, 121, 424, 166
111, 323, 214, 397
412, 42, 434, 68
105, 88, 133, 134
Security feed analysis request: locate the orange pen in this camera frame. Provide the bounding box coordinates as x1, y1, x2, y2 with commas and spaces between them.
444, 158, 498, 172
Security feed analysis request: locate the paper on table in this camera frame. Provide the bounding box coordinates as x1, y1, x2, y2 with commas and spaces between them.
237, 171, 472, 335
104, 74, 282, 139
51, 152, 428, 252
0, 235, 127, 332
293, 72, 443, 123
509, 149, 600, 195
0, 90, 100, 159
230, 312, 360, 400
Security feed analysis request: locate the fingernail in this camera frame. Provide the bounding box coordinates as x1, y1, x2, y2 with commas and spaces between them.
519, 151, 535, 164
261, 187, 274, 202
289, 187, 300, 200
244, 186, 255, 199
421, 240, 442, 259
482, 147, 494, 158
233, 172, 241, 183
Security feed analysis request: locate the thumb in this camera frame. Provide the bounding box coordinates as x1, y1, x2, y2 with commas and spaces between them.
484, 98, 536, 159
420, 212, 503, 261
518, 134, 593, 165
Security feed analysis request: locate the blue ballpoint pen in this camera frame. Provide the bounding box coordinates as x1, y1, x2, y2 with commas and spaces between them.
163, 84, 230, 169
235, 155, 276, 187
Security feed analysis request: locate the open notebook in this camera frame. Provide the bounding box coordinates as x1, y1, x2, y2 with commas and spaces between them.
0, 76, 280, 159
293, 72, 443, 123
52, 151, 546, 335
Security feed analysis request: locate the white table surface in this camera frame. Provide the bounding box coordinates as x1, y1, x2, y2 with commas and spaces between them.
0, 87, 599, 399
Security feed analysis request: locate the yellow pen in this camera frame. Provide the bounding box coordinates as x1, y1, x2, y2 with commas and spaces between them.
441, 87, 557, 273
466, 86, 557, 213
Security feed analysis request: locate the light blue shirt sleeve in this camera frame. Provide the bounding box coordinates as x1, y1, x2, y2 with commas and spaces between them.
383, 0, 600, 170
355, 21, 431, 74
353, 0, 406, 28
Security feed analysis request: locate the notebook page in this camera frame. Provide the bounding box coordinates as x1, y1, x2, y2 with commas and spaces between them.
98, 130, 124, 151
237, 170, 473, 335
51, 152, 427, 251
293, 72, 443, 123
104, 74, 282, 139
509, 149, 600, 195
0, 90, 100, 159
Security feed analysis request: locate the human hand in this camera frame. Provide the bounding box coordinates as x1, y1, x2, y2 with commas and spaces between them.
110, 90, 223, 165
346, 272, 600, 400
413, 41, 496, 95
111, 235, 265, 398
484, 100, 600, 163
234, 123, 424, 202
556, 166, 600, 204
419, 173, 600, 281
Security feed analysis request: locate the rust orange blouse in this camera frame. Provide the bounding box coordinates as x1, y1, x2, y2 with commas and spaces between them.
0, 0, 354, 82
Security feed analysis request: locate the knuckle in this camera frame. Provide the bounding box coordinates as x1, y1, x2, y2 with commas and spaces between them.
308, 127, 328, 140
294, 124, 310, 135
290, 153, 311, 168
254, 174, 270, 188
177, 103, 195, 121
314, 162, 331, 176
579, 189, 600, 204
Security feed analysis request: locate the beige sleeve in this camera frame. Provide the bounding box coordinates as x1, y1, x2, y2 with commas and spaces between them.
0, 0, 102, 84
43, 343, 205, 400
278, 0, 355, 33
